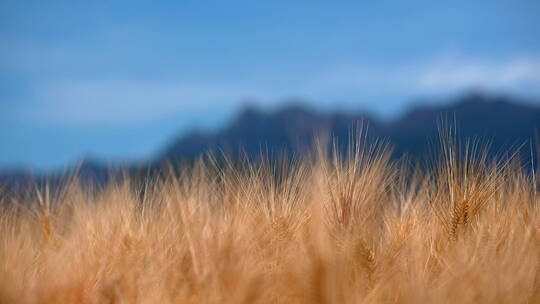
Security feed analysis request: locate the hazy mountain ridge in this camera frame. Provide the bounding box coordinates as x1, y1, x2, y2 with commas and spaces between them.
1, 92, 539, 189
162, 93, 540, 162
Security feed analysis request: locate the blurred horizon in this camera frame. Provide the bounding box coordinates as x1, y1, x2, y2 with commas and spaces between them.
1, 1, 540, 170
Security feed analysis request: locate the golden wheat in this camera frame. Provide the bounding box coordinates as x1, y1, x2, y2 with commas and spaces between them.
0, 133, 539, 303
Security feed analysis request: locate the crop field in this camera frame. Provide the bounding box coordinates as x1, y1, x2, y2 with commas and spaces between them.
1, 130, 539, 303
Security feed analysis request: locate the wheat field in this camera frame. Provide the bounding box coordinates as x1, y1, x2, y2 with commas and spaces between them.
1, 130, 539, 303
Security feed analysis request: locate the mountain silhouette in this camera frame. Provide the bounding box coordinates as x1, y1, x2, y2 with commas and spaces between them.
1, 92, 539, 190
161, 92, 540, 164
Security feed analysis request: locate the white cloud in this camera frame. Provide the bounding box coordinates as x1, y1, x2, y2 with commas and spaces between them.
24, 54, 540, 126
416, 57, 540, 90
27, 81, 265, 125
306, 55, 540, 96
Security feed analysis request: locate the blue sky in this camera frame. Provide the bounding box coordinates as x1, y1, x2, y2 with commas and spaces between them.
1, 1, 540, 170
